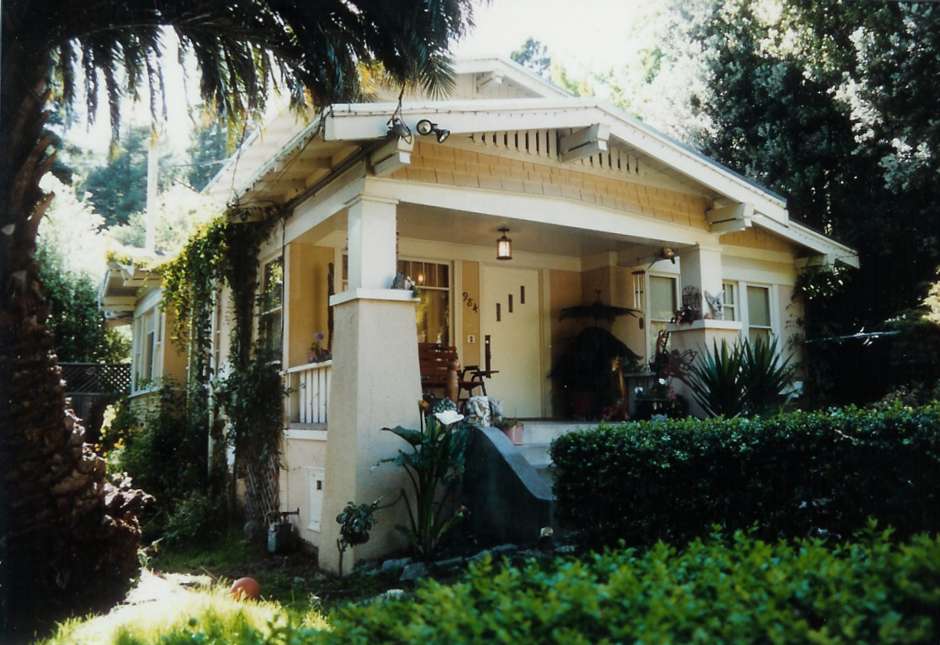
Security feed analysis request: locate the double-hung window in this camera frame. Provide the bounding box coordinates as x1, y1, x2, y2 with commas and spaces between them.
746, 285, 773, 344
341, 256, 452, 345
721, 281, 738, 321
259, 257, 284, 361
400, 259, 450, 345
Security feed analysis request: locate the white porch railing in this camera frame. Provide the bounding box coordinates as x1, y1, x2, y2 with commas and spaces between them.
285, 360, 332, 426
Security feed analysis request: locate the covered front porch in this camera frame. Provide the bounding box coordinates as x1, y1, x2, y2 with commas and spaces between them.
268, 180, 745, 572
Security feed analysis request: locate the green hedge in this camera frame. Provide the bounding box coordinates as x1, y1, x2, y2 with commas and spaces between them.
551, 404, 940, 546
322, 530, 940, 644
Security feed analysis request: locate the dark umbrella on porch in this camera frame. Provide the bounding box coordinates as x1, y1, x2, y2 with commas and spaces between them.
552, 291, 642, 418
560, 290, 640, 326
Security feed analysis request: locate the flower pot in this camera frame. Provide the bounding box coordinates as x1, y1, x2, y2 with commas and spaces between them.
501, 423, 524, 445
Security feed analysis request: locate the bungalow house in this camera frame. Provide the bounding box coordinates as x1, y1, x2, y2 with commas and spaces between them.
99, 251, 188, 418
190, 57, 855, 572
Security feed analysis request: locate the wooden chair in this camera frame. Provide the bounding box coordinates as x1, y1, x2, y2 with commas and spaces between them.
418, 342, 491, 402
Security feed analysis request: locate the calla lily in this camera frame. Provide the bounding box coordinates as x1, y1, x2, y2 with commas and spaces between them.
434, 410, 464, 426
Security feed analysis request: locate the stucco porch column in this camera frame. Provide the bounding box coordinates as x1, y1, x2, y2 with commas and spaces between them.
319, 195, 422, 574
670, 245, 742, 416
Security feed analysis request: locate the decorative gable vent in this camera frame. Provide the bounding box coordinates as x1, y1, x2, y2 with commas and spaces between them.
467, 129, 643, 179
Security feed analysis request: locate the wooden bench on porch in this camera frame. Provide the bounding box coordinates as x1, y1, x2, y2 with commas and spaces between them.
418, 342, 491, 403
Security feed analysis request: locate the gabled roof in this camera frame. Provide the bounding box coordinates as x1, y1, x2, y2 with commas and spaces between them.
205, 58, 858, 268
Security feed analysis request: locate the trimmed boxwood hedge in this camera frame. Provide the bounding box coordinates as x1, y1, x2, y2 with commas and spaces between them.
551, 403, 940, 546
321, 531, 940, 644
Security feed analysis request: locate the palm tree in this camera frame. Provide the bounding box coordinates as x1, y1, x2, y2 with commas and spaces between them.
0, 1, 473, 633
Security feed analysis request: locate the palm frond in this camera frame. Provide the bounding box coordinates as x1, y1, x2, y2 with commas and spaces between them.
39, 0, 474, 142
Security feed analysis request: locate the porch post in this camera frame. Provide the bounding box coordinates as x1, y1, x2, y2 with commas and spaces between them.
671, 244, 741, 415
319, 195, 422, 574
678, 244, 723, 318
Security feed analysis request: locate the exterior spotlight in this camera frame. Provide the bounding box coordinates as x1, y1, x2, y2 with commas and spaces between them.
387, 116, 412, 143
416, 119, 435, 136
496, 227, 512, 261
415, 118, 450, 144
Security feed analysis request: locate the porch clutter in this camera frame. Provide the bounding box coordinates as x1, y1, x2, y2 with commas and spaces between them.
418, 342, 491, 402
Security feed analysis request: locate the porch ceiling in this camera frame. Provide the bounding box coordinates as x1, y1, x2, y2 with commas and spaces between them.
396, 203, 682, 260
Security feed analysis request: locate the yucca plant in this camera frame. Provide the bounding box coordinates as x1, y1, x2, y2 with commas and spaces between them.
740, 336, 797, 415
685, 340, 746, 417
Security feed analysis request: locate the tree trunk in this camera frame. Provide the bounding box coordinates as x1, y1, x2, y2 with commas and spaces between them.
0, 41, 150, 637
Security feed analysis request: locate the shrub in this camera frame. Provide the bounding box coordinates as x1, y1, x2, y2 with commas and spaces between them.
163, 491, 225, 547
551, 403, 940, 547
322, 530, 940, 644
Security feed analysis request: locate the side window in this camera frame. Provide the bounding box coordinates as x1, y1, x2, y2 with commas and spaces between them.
259, 257, 284, 360
746, 285, 772, 344
722, 281, 737, 321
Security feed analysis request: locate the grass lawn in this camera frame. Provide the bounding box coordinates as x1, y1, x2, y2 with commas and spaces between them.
40, 531, 399, 644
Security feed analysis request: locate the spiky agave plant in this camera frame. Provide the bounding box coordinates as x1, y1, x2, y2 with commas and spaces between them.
739, 336, 796, 415
685, 340, 746, 417
0, 1, 474, 632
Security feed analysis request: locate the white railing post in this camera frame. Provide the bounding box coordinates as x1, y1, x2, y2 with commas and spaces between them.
284, 360, 332, 426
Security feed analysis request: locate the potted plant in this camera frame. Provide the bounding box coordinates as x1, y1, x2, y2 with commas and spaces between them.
307, 331, 331, 363
494, 417, 524, 444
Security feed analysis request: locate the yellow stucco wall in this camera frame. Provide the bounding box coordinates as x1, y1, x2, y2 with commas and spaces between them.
280, 436, 328, 548
393, 143, 711, 229
287, 243, 334, 367
461, 260, 481, 366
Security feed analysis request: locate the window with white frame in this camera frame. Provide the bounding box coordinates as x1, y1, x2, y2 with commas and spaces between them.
132, 304, 161, 392
746, 285, 773, 345
722, 281, 738, 321
342, 256, 452, 345
648, 274, 678, 358
259, 257, 284, 360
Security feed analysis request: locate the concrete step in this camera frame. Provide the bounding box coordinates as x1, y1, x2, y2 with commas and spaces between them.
517, 420, 598, 446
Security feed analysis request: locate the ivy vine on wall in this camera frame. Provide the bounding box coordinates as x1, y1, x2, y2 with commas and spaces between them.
160, 206, 285, 522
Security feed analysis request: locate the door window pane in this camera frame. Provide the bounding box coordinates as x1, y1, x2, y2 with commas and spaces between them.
649, 276, 677, 321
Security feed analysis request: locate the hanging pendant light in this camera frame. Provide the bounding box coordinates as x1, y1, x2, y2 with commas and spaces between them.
496, 227, 512, 261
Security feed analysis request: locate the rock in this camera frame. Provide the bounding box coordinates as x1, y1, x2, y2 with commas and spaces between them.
381, 557, 411, 574
399, 562, 428, 583
468, 549, 492, 564
490, 544, 518, 557
432, 556, 464, 571
380, 588, 407, 601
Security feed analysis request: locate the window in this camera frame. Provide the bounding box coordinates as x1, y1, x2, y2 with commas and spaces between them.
400, 259, 450, 345
132, 305, 160, 392
746, 285, 772, 344
722, 281, 737, 321
342, 256, 452, 345
648, 275, 678, 358
260, 257, 284, 359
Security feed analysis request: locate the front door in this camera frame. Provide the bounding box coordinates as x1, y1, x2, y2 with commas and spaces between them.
480, 265, 542, 418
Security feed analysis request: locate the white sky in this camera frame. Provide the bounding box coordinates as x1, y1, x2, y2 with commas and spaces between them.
66, 0, 659, 157
455, 0, 659, 76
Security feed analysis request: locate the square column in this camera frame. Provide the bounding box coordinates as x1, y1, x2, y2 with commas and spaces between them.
319, 196, 422, 574
678, 244, 724, 318
346, 195, 398, 290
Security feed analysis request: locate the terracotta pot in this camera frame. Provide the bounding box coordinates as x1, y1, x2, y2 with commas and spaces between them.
501, 423, 524, 445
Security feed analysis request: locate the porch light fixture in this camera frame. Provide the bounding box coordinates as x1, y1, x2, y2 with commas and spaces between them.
386, 116, 412, 143
416, 118, 450, 143
496, 227, 512, 261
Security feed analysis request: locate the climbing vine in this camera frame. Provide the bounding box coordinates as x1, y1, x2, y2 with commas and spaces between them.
160, 205, 285, 524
